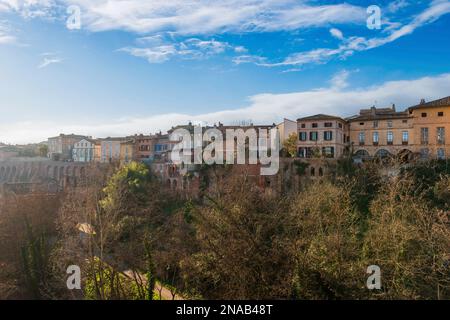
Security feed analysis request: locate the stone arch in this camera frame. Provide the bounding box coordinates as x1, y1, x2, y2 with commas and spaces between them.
374, 149, 392, 158
59, 166, 64, 180
397, 149, 414, 162
354, 149, 370, 159
5, 166, 11, 181
10, 166, 16, 182
172, 179, 178, 190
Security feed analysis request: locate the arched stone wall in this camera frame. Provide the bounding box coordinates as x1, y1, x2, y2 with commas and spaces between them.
0, 160, 88, 190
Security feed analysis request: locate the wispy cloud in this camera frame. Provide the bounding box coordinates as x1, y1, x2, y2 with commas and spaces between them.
2, 72, 450, 144
240, 1, 450, 68
0, 22, 16, 44
120, 36, 246, 63
58, 0, 366, 35
38, 52, 63, 68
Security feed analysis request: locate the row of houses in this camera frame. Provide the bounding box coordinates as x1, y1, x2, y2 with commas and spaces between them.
43, 96, 450, 193
47, 95, 450, 168
278, 96, 450, 161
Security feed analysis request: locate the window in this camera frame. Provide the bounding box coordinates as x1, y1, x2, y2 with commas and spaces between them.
310, 132, 318, 141
338, 123, 343, 129
387, 120, 393, 128
421, 128, 429, 145
359, 132, 365, 145
324, 131, 333, 141
312, 123, 318, 128
421, 113, 427, 118
298, 148, 307, 158
301, 123, 306, 128
437, 127, 445, 144
324, 122, 333, 128
299, 132, 307, 141
387, 131, 393, 144
373, 132, 379, 145
420, 148, 429, 159
402, 131, 409, 144
373, 121, 378, 128
438, 112, 444, 117
310, 167, 315, 176
322, 147, 335, 158
437, 148, 445, 160
360, 122, 365, 126
402, 120, 408, 124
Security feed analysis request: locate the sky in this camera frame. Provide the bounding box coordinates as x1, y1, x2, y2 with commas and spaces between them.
0, 0, 450, 144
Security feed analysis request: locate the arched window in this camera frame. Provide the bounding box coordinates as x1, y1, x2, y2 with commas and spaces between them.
375, 149, 391, 158
355, 149, 370, 158
310, 167, 315, 176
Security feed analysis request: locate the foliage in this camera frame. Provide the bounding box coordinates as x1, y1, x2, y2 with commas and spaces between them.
282, 132, 298, 158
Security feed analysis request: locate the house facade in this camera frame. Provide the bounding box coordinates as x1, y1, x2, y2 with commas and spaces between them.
409, 97, 450, 160
348, 105, 414, 159
297, 114, 348, 159
100, 137, 127, 163
47, 134, 89, 161
72, 138, 99, 163
119, 139, 136, 164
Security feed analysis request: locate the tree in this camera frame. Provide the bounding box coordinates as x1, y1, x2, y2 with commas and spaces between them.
283, 132, 298, 158
289, 180, 363, 299
38, 144, 49, 157
362, 177, 450, 299
182, 172, 294, 299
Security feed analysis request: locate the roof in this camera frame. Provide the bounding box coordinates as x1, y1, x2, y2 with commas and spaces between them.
48, 134, 89, 140
297, 114, 345, 122
347, 105, 409, 122
409, 96, 450, 110
101, 137, 128, 142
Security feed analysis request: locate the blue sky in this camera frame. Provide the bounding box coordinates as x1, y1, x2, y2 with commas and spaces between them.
1, 0, 450, 143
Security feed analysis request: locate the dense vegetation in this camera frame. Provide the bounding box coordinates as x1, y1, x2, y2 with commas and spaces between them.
0, 160, 449, 300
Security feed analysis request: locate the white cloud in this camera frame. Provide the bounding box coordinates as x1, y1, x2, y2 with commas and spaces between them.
388, 0, 410, 13
0, 22, 16, 44
120, 36, 246, 63
0, 0, 57, 19
329, 69, 351, 90
329, 28, 344, 40
57, 0, 365, 35
38, 52, 63, 68
2, 72, 450, 144
244, 1, 450, 68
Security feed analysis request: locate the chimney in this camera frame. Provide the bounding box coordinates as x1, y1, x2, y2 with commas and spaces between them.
392, 104, 396, 112
371, 106, 376, 115
420, 98, 426, 104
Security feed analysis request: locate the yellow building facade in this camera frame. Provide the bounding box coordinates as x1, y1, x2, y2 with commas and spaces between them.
348, 105, 414, 159
119, 140, 136, 164
409, 97, 450, 159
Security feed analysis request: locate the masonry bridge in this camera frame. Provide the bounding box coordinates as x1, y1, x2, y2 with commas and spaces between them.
0, 159, 88, 193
